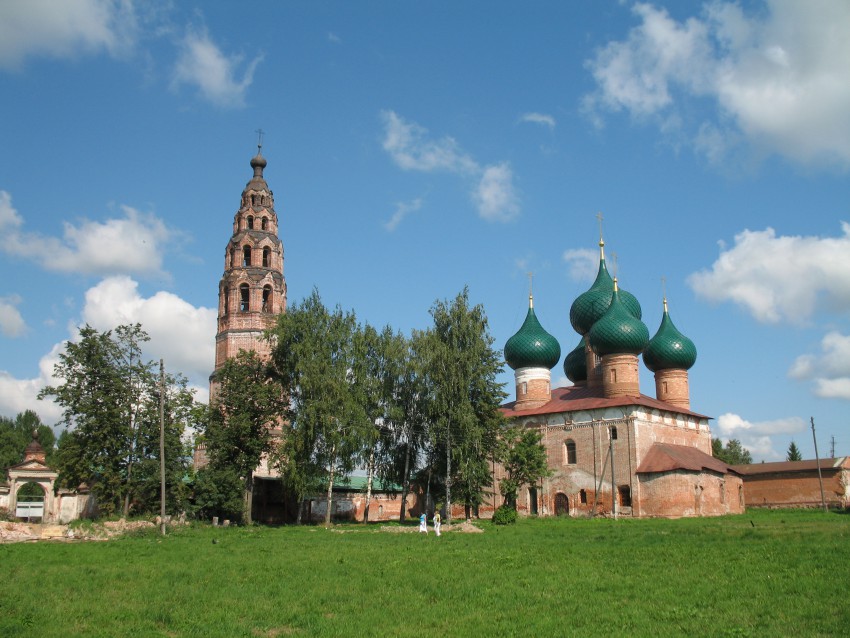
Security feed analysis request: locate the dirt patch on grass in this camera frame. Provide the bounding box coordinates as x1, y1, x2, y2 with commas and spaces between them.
0, 519, 156, 544
380, 520, 483, 533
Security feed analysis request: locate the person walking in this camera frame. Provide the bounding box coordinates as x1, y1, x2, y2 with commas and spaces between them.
433, 511, 441, 536
419, 512, 428, 534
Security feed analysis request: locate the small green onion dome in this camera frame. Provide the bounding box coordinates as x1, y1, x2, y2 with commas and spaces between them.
570, 248, 642, 335
563, 337, 587, 384
643, 300, 697, 371
505, 297, 561, 370
588, 281, 649, 356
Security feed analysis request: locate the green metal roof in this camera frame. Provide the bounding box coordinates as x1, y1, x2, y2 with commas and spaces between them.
588, 288, 649, 356
643, 302, 697, 371
504, 303, 561, 370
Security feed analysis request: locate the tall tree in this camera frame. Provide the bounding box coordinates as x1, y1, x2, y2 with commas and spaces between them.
269, 289, 366, 525
421, 288, 507, 523
786, 441, 803, 462
498, 426, 551, 510
41, 324, 196, 516
712, 438, 753, 465
203, 349, 282, 525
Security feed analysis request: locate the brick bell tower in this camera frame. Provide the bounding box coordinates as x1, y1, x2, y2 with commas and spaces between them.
210, 143, 287, 397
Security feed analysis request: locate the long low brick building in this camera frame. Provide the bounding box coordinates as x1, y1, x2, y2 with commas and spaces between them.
731, 457, 850, 509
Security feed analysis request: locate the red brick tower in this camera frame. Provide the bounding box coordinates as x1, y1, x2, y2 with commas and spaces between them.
210, 146, 287, 397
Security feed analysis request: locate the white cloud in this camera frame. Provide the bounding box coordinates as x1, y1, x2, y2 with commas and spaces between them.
384, 198, 423, 232
0, 0, 138, 70
474, 163, 519, 222
790, 331, 850, 400
688, 223, 850, 324
519, 112, 556, 129
0, 294, 26, 337
172, 25, 262, 108
80, 276, 217, 385
380, 110, 478, 174
585, 1, 850, 168
380, 110, 520, 222
0, 276, 216, 425
328, 32, 341, 44
0, 192, 173, 277
715, 412, 806, 460
563, 248, 599, 282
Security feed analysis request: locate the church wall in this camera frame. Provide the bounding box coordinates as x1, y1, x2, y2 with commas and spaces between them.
637, 470, 743, 517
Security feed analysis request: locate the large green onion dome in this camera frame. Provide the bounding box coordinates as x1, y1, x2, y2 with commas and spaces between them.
569, 244, 642, 335
588, 281, 649, 356
505, 297, 561, 370
563, 337, 587, 384
643, 299, 697, 371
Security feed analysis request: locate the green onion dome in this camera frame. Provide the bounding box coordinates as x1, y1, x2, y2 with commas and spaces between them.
588, 281, 649, 356
643, 299, 697, 371
505, 297, 561, 370
569, 245, 642, 335
563, 337, 587, 384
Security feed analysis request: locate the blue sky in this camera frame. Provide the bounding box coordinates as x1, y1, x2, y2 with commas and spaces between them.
1, 0, 849, 462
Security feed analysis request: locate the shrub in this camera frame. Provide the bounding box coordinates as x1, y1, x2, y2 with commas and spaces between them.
492, 505, 518, 525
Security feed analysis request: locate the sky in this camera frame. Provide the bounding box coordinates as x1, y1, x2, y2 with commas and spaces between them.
1, 0, 849, 462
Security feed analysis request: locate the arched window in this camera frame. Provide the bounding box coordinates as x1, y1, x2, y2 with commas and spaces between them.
579, 489, 587, 504
242, 245, 251, 267
262, 285, 272, 312
261, 217, 268, 230
240, 284, 250, 312
565, 440, 577, 465
229, 247, 236, 268
247, 215, 254, 229
223, 287, 230, 314
262, 247, 271, 268
610, 426, 618, 440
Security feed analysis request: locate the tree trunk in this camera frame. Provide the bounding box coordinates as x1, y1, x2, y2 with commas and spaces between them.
243, 472, 254, 525
363, 445, 375, 523
399, 437, 411, 523
445, 425, 452, 525
324, 442, 337, 527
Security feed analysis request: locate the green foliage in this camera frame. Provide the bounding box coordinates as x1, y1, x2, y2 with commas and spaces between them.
492, 504, 518, 525
711, 438, 753, 465
0, 410, 54, 471
191, 466, 244, 521
786, 441, 803, 461
38, 324, 195, 516
203, 349, 283, 525
419, 288, 507, 520
269, 289, 369, 524
499, 426, 551, 509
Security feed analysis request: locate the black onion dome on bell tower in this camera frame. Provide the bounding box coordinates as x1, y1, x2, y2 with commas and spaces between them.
643, 298, 697, 371
505, 294, 561, 371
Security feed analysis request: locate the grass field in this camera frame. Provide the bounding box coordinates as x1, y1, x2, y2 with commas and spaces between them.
1, 509, 849, 637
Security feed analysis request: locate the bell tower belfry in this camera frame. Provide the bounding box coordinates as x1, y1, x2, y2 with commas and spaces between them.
210, 145, 287, 395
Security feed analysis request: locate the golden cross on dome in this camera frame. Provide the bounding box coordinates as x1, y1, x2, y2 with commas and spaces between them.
527, 272, 534, 307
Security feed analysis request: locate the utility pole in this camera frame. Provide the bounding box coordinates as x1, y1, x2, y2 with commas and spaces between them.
830, 436, 836, 459
159, 359, 166, 536
610, 426, 617, 520
811, 417, 827, 513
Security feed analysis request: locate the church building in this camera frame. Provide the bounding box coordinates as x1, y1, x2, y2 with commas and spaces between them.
497, 237, 744, 518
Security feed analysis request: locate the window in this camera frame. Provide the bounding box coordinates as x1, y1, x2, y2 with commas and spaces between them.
618, 485, 631, 507
247, 215, 254, 229
261, 217, 268, 230
262, 247, 271, 268
242, 246, 252, 267
565, 440, 576, 465
579, 489, 587, 504
262, 285, 272, 312
240, 284, 250, 312
720, 481, 726, 504
610, 368, 617, 383
224, 287, 230, 314
521, 381, 527, 395
610, 426, 618, 440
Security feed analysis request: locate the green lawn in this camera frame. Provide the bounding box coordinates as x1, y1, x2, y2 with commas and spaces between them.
1, 509, 849, 637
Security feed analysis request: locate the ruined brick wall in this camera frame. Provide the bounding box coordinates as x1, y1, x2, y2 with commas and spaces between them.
741, 470, 846, 508
638, 470, 744, 517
